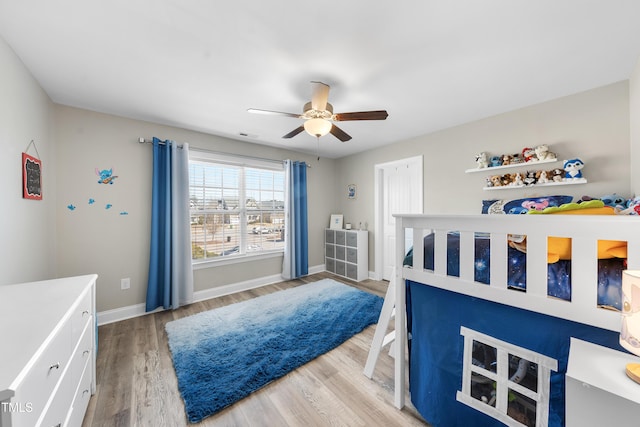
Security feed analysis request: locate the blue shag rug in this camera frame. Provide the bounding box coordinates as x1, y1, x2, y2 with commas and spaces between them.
165, 278, 383, 423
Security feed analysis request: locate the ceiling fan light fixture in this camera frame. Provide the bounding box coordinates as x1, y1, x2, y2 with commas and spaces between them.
304, 118, 332, 137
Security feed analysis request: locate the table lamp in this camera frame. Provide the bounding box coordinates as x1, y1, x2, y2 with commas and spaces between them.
621, 270, 640, 383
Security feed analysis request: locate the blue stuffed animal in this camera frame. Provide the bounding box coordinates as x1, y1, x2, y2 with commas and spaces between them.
563, 158, 584, 179
490, 156, 502, 167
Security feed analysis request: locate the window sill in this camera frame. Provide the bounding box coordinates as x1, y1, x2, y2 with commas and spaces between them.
192, 251, 284, 270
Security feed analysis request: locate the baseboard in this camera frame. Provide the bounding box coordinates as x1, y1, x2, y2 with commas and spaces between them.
96, 264, 326, 325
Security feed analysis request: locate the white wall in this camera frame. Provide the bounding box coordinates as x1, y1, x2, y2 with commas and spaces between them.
54, 105, 338, 312
630, 57, 640, 195
0, 36, 57, 285
336, 81, 631, 271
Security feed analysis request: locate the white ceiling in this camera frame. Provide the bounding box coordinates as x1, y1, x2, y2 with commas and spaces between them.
2, 1, 640, 159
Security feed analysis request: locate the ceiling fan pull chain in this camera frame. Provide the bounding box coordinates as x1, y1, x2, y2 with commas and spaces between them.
316, 136, 320, 161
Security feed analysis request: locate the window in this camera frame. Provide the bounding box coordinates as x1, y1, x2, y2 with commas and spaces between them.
457, 327, 557, 427
189, 152, 285, 263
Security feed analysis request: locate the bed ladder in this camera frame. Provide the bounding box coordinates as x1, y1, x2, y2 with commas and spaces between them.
363, 269, 397, 379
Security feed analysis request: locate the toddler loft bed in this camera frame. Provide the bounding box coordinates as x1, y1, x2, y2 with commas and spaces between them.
393, 211, 640, 427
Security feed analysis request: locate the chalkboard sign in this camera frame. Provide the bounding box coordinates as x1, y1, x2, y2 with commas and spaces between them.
22, 152, 42, 200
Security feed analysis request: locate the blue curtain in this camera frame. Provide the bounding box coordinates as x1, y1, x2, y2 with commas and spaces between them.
282, 160, 309, 280
146, 137, 194, 311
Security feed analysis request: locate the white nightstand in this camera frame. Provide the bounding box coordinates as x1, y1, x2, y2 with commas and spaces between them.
565, 338, 640, 426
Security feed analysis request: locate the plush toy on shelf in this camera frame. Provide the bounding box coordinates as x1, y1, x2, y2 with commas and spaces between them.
563, 158, 585, 180
501, 174, 513, 186
490, 156, 502, 167
512, 172, 524, 186
537, 170, 550, 184
523, 171, 537, 186
510, 153, 525, 165
490, 175, 502, 187
522, 147, 536, 162
502, 154, 513, 166
550, 168, 564, 182
534, 144, 557, 161
475, 152, 489, 168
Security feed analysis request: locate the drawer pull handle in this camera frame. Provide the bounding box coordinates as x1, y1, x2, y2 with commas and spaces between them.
54, 424, 62, 427
83, 350, 90, 356
82, 310, 89, 316
82, 389, 90, 396
49, 362, 60, 371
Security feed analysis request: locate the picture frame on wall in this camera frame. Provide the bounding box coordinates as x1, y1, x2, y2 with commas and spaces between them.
347, 184, 357, 199
329, 214, 343, 230
22, 152, 42, 200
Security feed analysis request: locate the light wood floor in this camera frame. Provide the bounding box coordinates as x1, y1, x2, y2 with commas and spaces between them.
82, 272, 430, 426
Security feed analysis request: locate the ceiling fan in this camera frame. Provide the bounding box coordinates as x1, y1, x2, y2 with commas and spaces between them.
247, 81, 388, 142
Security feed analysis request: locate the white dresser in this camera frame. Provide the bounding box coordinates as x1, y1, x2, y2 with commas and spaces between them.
566, 338, 640, 426
325, 229, 368, 281
0, 275, 97, 427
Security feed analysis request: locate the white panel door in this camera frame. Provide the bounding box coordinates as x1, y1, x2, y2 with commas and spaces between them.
380, 157, 423, 280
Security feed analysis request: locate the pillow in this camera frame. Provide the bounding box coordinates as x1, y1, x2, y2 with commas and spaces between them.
482, 195, 573, 215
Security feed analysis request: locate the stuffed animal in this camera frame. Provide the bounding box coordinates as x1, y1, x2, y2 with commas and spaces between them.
501, 174, 513, 186
535, 144, 557, 161
536, 170, 549, 184
550, 168, 564, 182
522, 199, 550, 211
563, 158, 585, 179
510, 153, 525, 164
502, 154, 513, 166
599, 194, 628, 212
490, 175, 502, 187
522, 147, 536, 162
622, 197, 640, 215
523, 170, 537, 186
512, 172, 524, 186
490, 156, 502, 167
475, 152, 489, 168
485, 176, 494, 188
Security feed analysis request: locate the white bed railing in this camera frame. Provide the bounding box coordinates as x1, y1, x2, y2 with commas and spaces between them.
393, 213, 640, 408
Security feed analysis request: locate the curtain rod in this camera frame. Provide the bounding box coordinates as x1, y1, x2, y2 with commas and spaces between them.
138, 137, 302, 166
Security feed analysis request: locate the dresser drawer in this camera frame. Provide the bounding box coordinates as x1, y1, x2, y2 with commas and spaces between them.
70, 319, 93, 388
12, 320, 72, 427
38, 371, 73, 427
71, 288, 92, 344
66, 360, 93, 427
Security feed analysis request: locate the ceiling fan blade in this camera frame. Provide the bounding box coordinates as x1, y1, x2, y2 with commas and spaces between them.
282, 126, 305, 139
247, 108, 301, 119
330, 124, 352, 142
334, 110, 389, 121
310, 81, 330, 111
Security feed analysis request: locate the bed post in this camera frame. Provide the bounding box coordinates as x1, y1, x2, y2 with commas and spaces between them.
394, 215, 406, 409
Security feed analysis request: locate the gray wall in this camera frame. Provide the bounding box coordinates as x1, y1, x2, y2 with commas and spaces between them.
336, 81, 631, 271
631, 58, 640, 195
54, 105, 338, 311
0, 36, 57, 285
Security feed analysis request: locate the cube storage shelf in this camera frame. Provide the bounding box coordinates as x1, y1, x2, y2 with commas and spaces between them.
325, 228, 368, 281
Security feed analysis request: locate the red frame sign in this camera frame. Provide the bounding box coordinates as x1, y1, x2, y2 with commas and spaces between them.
22, 152, 42, 200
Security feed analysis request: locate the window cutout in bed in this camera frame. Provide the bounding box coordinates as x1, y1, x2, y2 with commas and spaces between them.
507, 234, 526, 292
596, 239, 626, 311
458, 327, 557, 427
448, 230, 460, 277
547, 236, 572, 301
475, 232, 490, 284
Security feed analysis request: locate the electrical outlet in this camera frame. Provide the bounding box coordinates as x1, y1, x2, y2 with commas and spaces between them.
121, 278, 130, 290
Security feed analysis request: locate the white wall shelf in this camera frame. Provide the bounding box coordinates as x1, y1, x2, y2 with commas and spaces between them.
465, 157, 559, 173
483, 178, 587, 191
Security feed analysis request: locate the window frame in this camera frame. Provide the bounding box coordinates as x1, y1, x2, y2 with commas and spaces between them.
188, 150, 286, 267
457, 326, 558, 427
